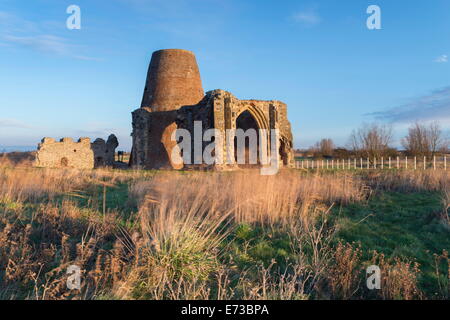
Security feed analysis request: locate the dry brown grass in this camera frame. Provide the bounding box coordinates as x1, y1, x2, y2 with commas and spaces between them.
327, 242, 363, 299
365, 169, 449, 193
129, 171, 367, 226
0, 165, 447, 300
0, 152, 35, 168
370, 252, 422, 300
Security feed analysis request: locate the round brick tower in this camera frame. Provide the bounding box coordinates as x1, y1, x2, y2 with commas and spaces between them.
141, 49, 204, 111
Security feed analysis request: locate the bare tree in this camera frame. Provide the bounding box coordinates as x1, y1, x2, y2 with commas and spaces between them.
349, 123, 393, 158
402, 121, 448, 157
310, 138, 335, 157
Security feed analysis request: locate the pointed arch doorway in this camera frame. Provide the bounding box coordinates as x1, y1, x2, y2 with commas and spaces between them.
234, 110, 262, 168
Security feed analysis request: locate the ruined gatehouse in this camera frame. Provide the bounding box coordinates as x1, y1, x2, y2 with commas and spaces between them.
130, 49, 294, 170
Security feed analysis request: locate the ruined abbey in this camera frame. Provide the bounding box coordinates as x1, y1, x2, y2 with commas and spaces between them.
34, 49, 294, 171
130, 49, 294, 170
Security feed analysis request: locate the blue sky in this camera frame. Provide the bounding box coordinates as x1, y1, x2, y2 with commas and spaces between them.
0, 0, 449, 151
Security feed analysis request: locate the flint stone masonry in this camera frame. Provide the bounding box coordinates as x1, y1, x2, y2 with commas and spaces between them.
35, 134, 119, 169
130, 49, 295, 170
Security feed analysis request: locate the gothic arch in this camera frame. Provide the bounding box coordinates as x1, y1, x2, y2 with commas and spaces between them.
239, 105, 269, 130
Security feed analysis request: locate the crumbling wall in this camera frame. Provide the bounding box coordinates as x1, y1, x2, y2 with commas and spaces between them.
35, 134, 119, 169
131, 89, 295, 170
131, 108, 181, 169
91, 134, 119, 167
205, 89, 295, 168
35, 137, 94, 169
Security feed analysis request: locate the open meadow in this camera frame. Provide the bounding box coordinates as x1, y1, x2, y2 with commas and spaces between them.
0, 153, 448, 300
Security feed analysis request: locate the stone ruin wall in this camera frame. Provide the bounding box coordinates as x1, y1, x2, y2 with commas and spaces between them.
131, 108, 181, 169
91, 135, 119, 167
35, 137, 94, 169
35, 135, 118, 169
206, 89, 294, 168
131, 89, 295, 170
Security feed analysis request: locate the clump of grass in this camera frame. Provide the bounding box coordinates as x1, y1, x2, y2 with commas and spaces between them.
327, 242, 362, 299
370, 252, 422, 300
116, 190, 231, 300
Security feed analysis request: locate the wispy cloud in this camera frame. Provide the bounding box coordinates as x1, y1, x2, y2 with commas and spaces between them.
0, 11, 39, 34
2, 34, 70, 55
435, 54, 448, 63
0, 10, 98, 60
0, 118, 33, 129
292, 10, 321, 27
367, 86, 450, 123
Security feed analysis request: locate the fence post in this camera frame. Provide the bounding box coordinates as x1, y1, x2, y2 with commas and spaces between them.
414, 156, 417, 170
397, 156, 400, 169
327, 159, 329, 169
381, 157, 384, 170
367, 158, 370, 169
389, 157, 391, 169
424, 156, 426, 170
445, 156, 447, 170
360, 158, 363, 169
374, 158, 377, 169
433, 156, 436, 170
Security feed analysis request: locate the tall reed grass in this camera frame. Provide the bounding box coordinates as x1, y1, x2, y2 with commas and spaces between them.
0, 165, 447, 300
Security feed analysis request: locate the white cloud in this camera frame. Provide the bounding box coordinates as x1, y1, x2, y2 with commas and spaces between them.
0, 10, 39, 34
367, 86, 450, 123
0, 11, 98, 60
435, 55, 448, 63
0, 118, 33, 129
292, 10, 321, 26
2, 34, 70, 55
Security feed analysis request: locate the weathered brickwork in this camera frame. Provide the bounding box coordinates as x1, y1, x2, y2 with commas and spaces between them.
131, 49, 294, 170
35, 135, 118, 169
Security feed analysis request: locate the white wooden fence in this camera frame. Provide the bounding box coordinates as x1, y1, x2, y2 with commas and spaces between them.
295, 156, 448, 170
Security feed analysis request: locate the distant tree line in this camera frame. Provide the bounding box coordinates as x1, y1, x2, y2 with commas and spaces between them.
301, 121, 449, 159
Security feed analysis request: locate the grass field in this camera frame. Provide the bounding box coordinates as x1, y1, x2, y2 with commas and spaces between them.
0, 155, 448, 300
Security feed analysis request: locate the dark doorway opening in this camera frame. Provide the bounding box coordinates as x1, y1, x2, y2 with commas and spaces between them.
235, 110, 260, 168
